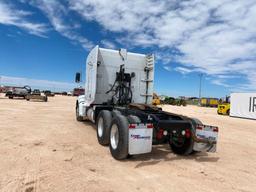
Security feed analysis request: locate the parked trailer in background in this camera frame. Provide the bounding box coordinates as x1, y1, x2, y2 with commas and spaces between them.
200, 98, 219, 107
76, 46, 219, 160
230, 93, 256, 120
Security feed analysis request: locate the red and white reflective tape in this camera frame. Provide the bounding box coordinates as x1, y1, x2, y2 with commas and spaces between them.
196, 125, 204, 130
196, 124, 219, 132
128, 123, 154, 129
128, 124, 136, 129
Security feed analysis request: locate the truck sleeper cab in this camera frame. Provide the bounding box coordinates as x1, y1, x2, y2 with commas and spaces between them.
76, 46, 218, 160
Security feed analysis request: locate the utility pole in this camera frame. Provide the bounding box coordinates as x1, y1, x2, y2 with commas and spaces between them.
198, 73, 203, 106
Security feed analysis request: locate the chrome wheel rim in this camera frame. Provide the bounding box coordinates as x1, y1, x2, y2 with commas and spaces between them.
97, 117, 104, 137
110, 124, 119, 149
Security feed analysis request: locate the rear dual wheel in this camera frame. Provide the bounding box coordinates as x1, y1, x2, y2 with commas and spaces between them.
169, 118, 201, 155
96, 111, 129, 160
97, 111, 138, 160
109, 115, 129, 160
96, 110, 112, 145
169, 136, 193, 155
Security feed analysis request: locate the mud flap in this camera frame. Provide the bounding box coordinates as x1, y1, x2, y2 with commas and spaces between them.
193, 125, 218, 152
128, 124, 153, 155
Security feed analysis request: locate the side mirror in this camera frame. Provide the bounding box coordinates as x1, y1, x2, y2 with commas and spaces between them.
75, 72, 81, 83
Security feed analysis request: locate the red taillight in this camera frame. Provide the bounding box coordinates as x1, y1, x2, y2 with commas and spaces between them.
196, 125, 203, 130
156, 129, 164, 140
128, 124, 136, 129
185, 129, 191, 138
147, 123, 154, 129
213, 127, 218, 132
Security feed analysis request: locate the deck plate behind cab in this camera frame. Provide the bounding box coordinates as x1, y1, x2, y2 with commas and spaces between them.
129, 103, 160, 111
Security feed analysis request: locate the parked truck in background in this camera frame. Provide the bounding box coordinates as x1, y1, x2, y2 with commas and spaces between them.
6, 85, 31, 99
76, 46, 218, 160
26, 89, 48, 102
44, 90, 55, 97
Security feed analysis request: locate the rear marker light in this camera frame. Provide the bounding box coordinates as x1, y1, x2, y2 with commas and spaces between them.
196, 125, 203, 130
185, 129, 191, 138
213, 127, 219, 132
128, 124, 136, 129
156, 129, 164, 140
147, 124, 153, 129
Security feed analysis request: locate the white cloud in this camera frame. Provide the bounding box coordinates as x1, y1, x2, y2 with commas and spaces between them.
1, 0, 256, 91
68, 0, 256, 91
69, 0, 167, 33
175, 67, 193, 75
23, 0, 94, 49
0, 75, 77, 91
100, 40, 116, 49
0, 1, 47, 37
163, 66, 172, 72
211, 79, 231, 88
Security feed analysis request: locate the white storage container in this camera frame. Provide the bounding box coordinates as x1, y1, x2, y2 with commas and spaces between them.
230, 93, 256, 120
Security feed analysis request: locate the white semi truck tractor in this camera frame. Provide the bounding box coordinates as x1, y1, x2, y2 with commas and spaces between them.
76, 46, 218, 160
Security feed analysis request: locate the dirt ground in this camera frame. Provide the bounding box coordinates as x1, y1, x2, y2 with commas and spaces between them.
0, 94, 256, 192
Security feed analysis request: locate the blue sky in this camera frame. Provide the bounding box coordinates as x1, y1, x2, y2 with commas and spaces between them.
0, 0, 256, 97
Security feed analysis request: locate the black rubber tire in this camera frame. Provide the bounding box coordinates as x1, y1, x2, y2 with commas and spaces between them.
44, 96, 48, 102
170, 135, 194, 155
227, 109, 230, 115
9, 95, 13, 99
112, 110, 121, 118
96, 110, 112, 146
109, 115, 129, 160
127, 115, 141, 123
169, 117, 200, 155
76, 104, 83, 121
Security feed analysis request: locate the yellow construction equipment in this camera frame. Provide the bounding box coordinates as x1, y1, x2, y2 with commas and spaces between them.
152, 93, 161, 105
217, 96, 230, 115
217, 103, 230, 115
200, 98, 218, 107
